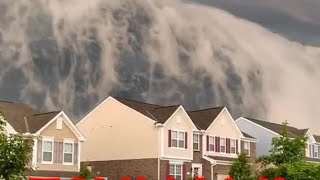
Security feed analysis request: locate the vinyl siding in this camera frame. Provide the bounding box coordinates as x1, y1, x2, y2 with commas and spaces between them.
236, 118, 279, 157
77, 97, 159, 161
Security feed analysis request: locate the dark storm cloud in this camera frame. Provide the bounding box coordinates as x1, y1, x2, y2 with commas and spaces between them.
191, 0, 320, 46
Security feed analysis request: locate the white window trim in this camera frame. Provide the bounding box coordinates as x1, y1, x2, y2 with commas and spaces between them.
243, 141, 250, 156
63, 139, 75, 165
171, 130, 185, 149
209, 136, 215, 152
230, 139, 236, 154
314, 145, 318, 158
220, 137, 226, 153
42, 137, 54, 164
169, 163, 183, 180
193, 134, 200, 151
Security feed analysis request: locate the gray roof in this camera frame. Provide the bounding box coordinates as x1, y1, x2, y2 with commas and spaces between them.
187, 107, 225, 130
0, 100, 60, 133
244, 117, 308, 138
114, 97, 180, 123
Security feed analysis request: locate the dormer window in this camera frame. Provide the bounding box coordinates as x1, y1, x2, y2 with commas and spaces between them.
56, 117, 63, 130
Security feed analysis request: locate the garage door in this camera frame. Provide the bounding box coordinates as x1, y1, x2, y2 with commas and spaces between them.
217, 174, 229, 180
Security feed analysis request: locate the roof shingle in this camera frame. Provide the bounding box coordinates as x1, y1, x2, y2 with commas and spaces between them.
0, 100, 60, 133
187, 107, 225, 130
244, 117, 308, 138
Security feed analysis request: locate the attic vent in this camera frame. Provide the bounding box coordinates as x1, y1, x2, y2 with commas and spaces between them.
176, 116, 181, 124
56, 117, 63, 129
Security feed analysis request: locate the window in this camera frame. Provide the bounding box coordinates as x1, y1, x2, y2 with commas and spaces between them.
172, 131, 185, 148
42, 140, 53, 163
230, 139, 236, 154
193, 134, 200, 151
63, 142, 74, 164
56, 117, 62, 129
169, 164, 182, 180
243, 141, 250, 156
314, 145, 318, 158
209, 136, 215, 151
220, 138, 226, 153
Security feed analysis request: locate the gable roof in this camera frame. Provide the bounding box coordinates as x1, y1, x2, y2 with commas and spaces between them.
0, 100, 62, 134
186, 107, 225, 130
244, 117, 307, 138
0, 100, 37, 133
114, 97, 181, 123
26, 111, 61, 133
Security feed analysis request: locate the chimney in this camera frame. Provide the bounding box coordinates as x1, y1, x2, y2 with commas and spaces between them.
24, 116, 30, 133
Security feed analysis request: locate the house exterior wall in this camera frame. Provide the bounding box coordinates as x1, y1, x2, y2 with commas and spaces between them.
236, 117, 279, 157
76, 97, 159, 161
36, 119, 79, 172
204, 110, 242, 158
85, 158, 159, 180
163, 108, 194, 160
240, 141, 257, 164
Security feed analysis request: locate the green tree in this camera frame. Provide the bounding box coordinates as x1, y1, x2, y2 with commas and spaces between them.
0, 112, 32, 180
77, 162, 95, 180
258, 121, 307, 166
229, 153, 253, 180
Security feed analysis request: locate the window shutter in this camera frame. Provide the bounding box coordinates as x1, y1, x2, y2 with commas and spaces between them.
37, 140, 42, 162
206, 136, 209, 151
74, 143, 78, 164
215, 137, 220, 152
168, 130, 171, 147
185, 132, 188, 149
53, 141, 58, 163
166, 162, 170, 178
183, 164, 186, 180
58, 142, 63, 163
318, 146, 320, 159
226, 138, 230, 153
236, 140, 239, 154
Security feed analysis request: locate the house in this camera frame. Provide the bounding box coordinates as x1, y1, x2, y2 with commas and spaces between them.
235, 117, 320, 163
76, 96, 257, 180
187, 107, 257, 180
0, 100, 86, 178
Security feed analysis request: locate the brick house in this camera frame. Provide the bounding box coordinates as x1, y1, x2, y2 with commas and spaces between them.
76, 96, 257, 180
0, 100, 86, 178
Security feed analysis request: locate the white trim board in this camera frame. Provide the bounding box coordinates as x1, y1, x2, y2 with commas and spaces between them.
35, 111, 85, 141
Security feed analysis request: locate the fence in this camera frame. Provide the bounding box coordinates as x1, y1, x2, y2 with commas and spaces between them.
28, 178, 285, 180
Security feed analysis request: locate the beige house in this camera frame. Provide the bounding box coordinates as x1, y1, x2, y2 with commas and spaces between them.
76, 96, 257, 180
0, 100, 86, 178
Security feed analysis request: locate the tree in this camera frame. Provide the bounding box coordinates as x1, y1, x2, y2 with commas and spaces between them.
258, 121, 307, 166
77, 162, 95, 180
229, 153, 253, 180
0, 112, 32, 180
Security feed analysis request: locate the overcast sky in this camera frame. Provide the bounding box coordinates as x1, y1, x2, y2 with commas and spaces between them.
191, 0, 320, 47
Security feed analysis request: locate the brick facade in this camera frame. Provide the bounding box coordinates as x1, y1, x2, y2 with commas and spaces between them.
85, 158, 159, 180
